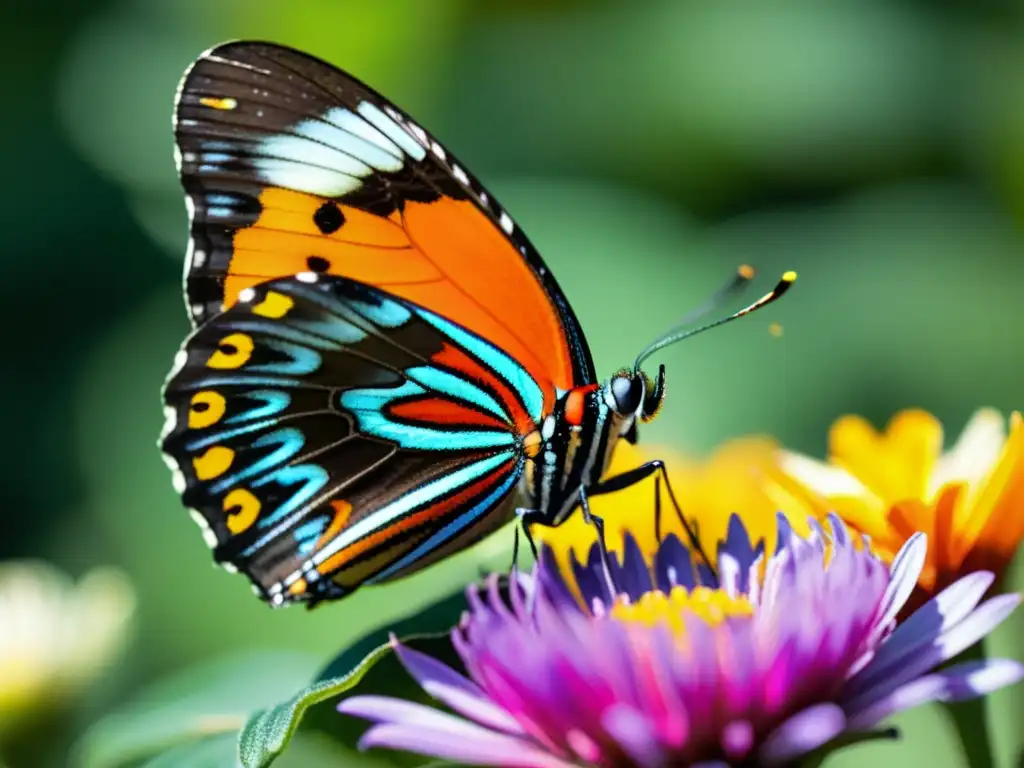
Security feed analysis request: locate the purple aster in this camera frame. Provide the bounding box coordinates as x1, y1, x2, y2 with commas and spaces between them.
339, 513, 1023, 767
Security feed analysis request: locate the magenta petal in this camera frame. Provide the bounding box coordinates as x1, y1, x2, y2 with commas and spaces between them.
758, 703, 847, 764
848, 659, 1024, 730
392, 642, 523, 734
359, 723, 576, 768
601, 703, 663, 768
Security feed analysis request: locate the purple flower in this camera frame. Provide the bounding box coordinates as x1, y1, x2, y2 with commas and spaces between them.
339, 513, 1023, 767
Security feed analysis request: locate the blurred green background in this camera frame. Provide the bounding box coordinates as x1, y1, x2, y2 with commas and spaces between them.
3, 0, 1024, 766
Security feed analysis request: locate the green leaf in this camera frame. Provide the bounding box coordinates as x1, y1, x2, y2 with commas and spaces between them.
238, 587, 471, 768
74, 651, 320, 768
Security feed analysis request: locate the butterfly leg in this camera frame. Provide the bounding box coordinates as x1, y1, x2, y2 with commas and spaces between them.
578, 487, 618, 599
512, 508, 541, 570
654, 473, 662, 542
589, 460, 716, 580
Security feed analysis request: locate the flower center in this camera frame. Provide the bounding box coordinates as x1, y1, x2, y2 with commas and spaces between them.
610, 585, 753, 636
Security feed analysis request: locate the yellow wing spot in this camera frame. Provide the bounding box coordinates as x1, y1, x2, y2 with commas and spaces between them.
224, 488, 261, 534
782, 270, 798, 282
189, 390, 227, 428
252, 291, 295, 319
287, 578, 308, 596
207, 333, 254, 369
199, 96, 238, 110
193, 446, 235, 480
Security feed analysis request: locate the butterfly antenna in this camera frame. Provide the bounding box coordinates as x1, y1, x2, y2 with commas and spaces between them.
634, 270, 797, 370
658, 264, 756, 337
632, 264, 755, 371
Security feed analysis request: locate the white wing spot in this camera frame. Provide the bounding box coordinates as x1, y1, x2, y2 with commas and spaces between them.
452, 165, 469, 186
357, 102, 427, 160
238, 287, 257, 303
161, 453, 179, 473
169, 349, 188, 378
188, 509, 219, 548
408, 123, 429, 147
204, 54, 271, 75
541, 415, 556, 441
499, 212, 514, 235
159, 407, 177, 440
431, 141, 446, 161
323, 106, 404, 166
296, 271, 319, 283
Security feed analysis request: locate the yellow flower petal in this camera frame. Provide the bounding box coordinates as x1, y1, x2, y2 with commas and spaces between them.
780, 406, 1024, 600
534, 437, 820, 572
829, 410, 943, 504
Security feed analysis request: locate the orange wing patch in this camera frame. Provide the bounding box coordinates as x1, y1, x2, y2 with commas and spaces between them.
388, 397, 510, 432
222, 188, 576, 393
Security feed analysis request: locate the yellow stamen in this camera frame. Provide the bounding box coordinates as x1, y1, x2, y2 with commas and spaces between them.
611, 586, 753, 637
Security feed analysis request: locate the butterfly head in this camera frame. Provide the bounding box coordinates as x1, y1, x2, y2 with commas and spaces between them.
607, 364, 666, 425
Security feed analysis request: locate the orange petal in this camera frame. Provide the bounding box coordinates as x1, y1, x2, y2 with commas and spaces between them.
931, 483, 964, 580
958, 415, 1024, 577
887, 499, 933, 542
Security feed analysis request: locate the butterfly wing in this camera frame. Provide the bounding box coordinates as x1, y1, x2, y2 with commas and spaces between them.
175, 40, 595, 394
161, 274, 542, 606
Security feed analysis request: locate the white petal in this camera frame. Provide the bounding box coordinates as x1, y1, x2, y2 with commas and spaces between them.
930, 408, 1006, 495
779, 451, 868, 496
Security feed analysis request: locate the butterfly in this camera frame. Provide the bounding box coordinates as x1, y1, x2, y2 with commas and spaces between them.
160, 41, 795, 607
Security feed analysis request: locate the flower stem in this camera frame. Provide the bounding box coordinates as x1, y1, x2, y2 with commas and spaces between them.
943, 638, 994, 768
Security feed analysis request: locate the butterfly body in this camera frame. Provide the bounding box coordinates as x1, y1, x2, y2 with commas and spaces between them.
162, 41, 673, 607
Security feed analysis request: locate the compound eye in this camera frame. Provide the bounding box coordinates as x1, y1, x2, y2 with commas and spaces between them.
610, 374, 643, 415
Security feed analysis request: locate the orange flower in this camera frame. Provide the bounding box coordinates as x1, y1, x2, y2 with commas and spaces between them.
532, 437, 817, 570
777, 408, 1024, 594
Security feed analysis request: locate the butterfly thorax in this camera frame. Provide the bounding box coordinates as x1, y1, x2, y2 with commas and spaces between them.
522, 383, 635, 527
